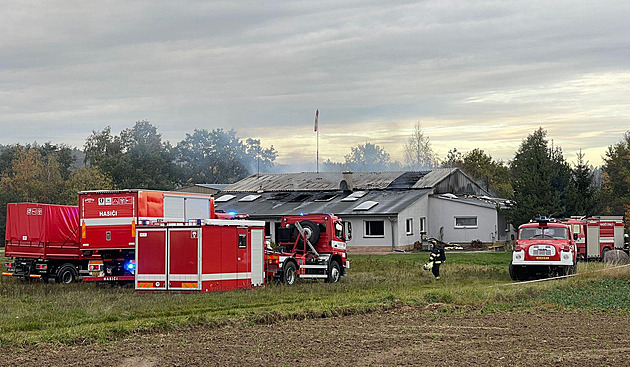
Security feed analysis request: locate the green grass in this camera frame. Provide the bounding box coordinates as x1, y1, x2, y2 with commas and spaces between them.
0, 251, 628, 347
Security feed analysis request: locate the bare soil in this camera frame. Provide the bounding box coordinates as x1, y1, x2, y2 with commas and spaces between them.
3, 305, 630, 366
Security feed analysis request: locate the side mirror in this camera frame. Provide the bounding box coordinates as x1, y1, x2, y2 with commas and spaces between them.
573, 233, 578, 241
345, 221, 352, 241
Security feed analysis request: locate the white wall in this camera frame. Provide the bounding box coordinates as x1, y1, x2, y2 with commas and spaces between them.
396, 195, 430, 248
339, 215, 397, 248
427, 197, 499, 244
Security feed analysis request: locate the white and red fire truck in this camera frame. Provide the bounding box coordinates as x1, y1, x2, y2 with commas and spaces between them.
79, 189, 216, 283
133, 213, 350, 292
562, 216, 624, 260
509, 217, 578, 281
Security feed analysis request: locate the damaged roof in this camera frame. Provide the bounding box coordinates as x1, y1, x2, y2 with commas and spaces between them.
222, 169, 459, 193
215, 189, 432, 217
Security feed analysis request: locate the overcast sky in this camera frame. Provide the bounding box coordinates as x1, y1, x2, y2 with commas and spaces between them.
1, 0, 629, 168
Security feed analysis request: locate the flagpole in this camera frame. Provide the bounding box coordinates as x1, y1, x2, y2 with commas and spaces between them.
317, 127, 319, 173
314, 109, 319, 173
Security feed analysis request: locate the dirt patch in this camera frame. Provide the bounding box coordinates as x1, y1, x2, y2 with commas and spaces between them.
3, 307, 629, 366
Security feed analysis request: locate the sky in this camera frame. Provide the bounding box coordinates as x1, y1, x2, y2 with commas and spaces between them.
1, 0, 629, 169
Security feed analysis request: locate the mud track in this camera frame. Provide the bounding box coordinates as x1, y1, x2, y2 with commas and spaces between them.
4, 305, 629, 366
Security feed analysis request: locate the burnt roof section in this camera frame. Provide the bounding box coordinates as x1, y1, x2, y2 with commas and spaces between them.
214, 189, 432, 217
222, 169, 460, 193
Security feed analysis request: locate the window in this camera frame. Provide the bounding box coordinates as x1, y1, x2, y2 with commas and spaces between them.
239, 194, 261, 202
315, 193, 338, 202
289, 194, 312, 202
455, 216, 477, 228
406, 218, 413, 235
353, 201, 378, 211
238, 234, 247, 249
215, 194, 235, 202
364, 220, 385, 237
419, 217, 426, 233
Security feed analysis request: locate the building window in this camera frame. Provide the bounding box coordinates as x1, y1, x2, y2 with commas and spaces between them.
419, 217, 426, 233
364, 220, 385, 237
406, 218, 413, 235
455, 216, 478, 228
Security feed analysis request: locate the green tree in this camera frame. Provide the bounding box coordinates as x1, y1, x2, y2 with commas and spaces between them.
63, 166, 115, 205
84, 121, 179, 189
441, 148, 463, 169
507, 128, 573, 226
344, 142, 394, 172
601, 131, 630, 222
566, 150, 598, 216
0, 147, 65, 203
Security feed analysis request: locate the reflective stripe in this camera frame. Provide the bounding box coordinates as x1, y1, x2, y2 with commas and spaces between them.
201, 273, 252, 281
169, 274, 199, 281
434, 261, 442, 264
137, 274, 166, 281
83, 217, 135, 226
181, 282, 198, 288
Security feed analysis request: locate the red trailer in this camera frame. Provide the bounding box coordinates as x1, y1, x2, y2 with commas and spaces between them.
135, 219, 265, 291
3, 203, 98, 283
79, 190, 215, 282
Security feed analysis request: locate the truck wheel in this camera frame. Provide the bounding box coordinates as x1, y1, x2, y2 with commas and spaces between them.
293, 220, 320, 246
56, 264, 78, 284
282, 262, 297, 285
325, 260, 341, 283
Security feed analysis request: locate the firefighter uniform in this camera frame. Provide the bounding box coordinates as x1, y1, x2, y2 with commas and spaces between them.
428, 245, 446, 279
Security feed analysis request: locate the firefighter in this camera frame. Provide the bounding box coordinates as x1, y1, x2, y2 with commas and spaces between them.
424, 241, 446, 279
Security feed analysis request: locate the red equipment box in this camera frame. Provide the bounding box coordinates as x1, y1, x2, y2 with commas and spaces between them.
135, 219, 265, 292
79, 190, 215, 251
5, 203, 82, 259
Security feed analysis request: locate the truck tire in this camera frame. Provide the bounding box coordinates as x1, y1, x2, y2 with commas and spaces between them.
56, 263, 78, 284
325, 260, 341, 283
282, 261, 297, 285
293, 220, 320, 246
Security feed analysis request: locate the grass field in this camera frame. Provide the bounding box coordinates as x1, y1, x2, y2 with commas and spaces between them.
1, 251, 629, 347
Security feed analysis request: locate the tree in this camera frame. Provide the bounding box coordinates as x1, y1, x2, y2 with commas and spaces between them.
84, 121, 179, 189
344, 142, 394, 172
441, 148, 463, 169
566, 150, 598, 216
404, 122, 437, 169
601, 131, 630, 221
0, 147, 65, 203
63, 166, 115, 205
175, 128, 276, 184
507, 128, 573, 226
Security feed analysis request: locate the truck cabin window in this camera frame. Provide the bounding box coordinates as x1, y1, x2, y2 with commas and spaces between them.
334, 222, 344, 240
519, 227, 569, 240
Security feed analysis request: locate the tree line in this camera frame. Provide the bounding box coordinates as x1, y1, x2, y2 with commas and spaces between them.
0, 120, 628, 234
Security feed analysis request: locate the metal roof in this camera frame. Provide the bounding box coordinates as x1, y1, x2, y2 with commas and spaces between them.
222, 169, 457, 193
214, 189, 432, 217
431, 194, 509, 209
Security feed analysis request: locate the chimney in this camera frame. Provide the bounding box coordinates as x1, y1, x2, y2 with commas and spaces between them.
342, 171, 354, 191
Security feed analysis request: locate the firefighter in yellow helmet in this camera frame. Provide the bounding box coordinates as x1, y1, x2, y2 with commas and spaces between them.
423, 240, 446, 279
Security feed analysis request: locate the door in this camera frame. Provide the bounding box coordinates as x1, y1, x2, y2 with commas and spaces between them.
586, 223, 600, 258
236, 228, 250, 284
168, 228, 201, 290
135, 228, 167, 290
250, 228, 264, 287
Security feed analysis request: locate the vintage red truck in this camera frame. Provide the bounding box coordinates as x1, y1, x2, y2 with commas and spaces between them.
562, 216, 624, 260
509, 217, 577, 281
3, 203, 98, 283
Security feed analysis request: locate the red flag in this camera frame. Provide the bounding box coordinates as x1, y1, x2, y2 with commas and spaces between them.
314, 109, 319, 132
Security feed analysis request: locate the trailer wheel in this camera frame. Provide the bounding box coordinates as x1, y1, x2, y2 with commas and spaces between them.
56, 264, 78, 284
325, 260, 341, 283
282, 262, 297, 285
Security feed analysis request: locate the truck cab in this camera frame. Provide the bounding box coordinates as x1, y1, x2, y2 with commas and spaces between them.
510, 217, 577, 281
266, 213, 350, 284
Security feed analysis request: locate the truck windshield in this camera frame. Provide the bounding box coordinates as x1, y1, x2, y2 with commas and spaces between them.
519, 227, 569, 240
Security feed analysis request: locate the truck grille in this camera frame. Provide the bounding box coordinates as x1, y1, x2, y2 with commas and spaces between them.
528, 245, 556, 257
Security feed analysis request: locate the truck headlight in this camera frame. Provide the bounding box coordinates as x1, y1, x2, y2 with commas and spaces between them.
515, 253, 523, 260
562, 254, 570, 260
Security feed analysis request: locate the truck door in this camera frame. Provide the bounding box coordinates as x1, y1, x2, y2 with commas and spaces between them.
236, 227, 250, 286
586, 221, 600, 258
168, 228, 201, 290
135, 228, 167, 290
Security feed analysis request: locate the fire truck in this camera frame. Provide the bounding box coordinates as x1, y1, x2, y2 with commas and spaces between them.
79, 189, 216, 283
509, 217, 577, 281
3, 203, 98, 283
133, 213, 350, 292
265, 214, 350, 285
562, 216, 624, 260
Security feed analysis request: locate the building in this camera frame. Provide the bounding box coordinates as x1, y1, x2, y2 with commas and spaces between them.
175, 183, 230, 195
214, 169, 513, 251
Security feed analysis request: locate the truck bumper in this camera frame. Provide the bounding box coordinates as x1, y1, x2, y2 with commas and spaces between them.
512, 250, 574, 266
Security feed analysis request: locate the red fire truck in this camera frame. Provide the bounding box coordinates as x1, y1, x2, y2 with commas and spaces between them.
265, 214, 350, 285
509, 217, 577, 281
562, 216, 624, 260
3, 203, 98, 283
133, 213, 350, 292
79, 189, 216, 282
